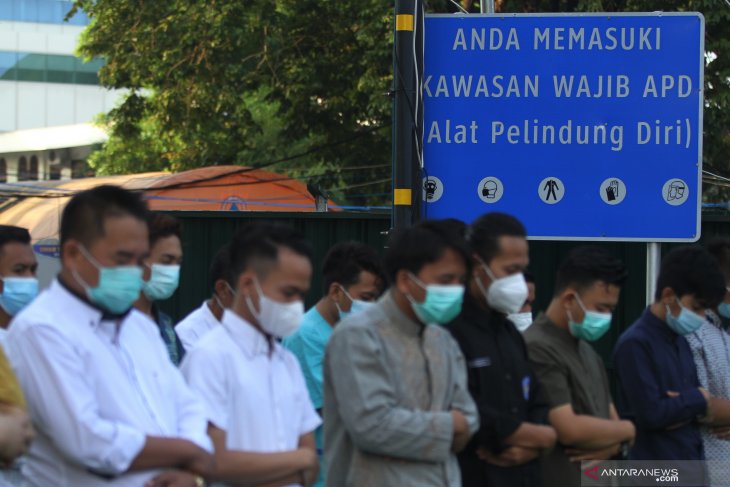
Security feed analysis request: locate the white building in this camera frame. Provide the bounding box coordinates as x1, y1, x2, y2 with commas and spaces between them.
0, 1, 119, 182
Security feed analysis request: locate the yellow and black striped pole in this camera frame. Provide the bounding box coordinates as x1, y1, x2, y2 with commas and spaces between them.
392, 0, 423, 229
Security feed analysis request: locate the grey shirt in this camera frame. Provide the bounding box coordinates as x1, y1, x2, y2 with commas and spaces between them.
324, 291, 479, 487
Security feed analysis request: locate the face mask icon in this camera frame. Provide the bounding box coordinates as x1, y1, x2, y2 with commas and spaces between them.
482, 180, 497, 199
424, 179, 438, 200
667, 180, 685, 201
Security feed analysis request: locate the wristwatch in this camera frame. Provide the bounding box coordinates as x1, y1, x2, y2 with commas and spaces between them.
618, 441, 630, 460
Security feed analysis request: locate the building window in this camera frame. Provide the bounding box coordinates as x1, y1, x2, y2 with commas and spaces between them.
0, 159, 6, 183
0, 52, 103, 86
29, 156, 38, 181
71, 160, 90, 179
17, 157, 28, 181
0, 1, 89, 25
49, 165, 61, 180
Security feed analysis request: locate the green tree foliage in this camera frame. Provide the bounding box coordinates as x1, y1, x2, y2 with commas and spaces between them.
72, 0, 729, 203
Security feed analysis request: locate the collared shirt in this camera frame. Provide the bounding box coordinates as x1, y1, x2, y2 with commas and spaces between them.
282, 307, 332, 487
5, 279, 212, 487
448, 294, 549, 487
686, 317, 730, 484
524, 314, 613, 487
323, 291, 480, 487
175, 300, 220, 351
152, 305, 185, 366
613, 308, 706, 461
181, 310, 321, 487
283, 307, 332, 410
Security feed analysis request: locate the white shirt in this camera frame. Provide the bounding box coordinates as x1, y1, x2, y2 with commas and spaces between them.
181, 310, 321, 487
175, 301, 220, 350
5, 280, 212, 487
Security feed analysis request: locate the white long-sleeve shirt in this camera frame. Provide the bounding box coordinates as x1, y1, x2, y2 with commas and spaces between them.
6, 279, 212, 487
175, 300, 220, 351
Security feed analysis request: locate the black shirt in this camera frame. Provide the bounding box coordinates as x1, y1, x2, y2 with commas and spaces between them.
448, 293, 549, 487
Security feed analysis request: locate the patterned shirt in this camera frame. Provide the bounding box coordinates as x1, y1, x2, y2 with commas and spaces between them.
686, 313, 730, 486
152, 306, 185, 366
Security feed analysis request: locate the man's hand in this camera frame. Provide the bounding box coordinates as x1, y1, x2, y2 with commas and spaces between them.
477, 446, 539, 467
182, 446, 215, 478
451, 410, 471, 453
565, 444, 619, 462
299, 448, 319, 487
145, 470, 202, 487
698, 388, 715, 424
0, 407, 33, 462
710, 424, 730, 441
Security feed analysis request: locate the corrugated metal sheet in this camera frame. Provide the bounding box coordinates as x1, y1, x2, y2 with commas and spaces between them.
157, 212, 389, 321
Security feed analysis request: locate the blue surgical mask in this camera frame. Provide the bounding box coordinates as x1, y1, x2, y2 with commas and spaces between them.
142, 264, 181, 301
0, 277, 39, 316
719, 287, 730, 319
666, 299, 705, 335
568, 294, 612, 342
406, 273, 464, 325
336, 285, 375, 321
74, 246, 144, 315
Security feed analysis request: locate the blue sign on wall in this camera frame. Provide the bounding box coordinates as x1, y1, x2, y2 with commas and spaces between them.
423, 13, 704, 241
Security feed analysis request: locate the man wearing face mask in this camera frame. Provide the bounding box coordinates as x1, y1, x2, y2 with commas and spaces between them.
0, 225, 38, 486
614, 246, 730, 463
508, 271, 536, 333
447, 213, 555, 487
175, 243, 234, 350
134, 213, 185, 365
283, 241, 385, 487
0, 226, 38, 347
682, 238, 730, 485
524, 247, 635, 487
181, 223, 321, 486
324, 220, 479, 487
5, 185, 213, 487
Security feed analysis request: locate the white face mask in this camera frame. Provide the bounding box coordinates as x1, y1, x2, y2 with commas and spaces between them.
508, 312, 533, 332
476, 259, 529, 315
245, 277, 304, 338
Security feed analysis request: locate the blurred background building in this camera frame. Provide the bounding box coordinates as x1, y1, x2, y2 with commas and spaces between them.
0, 1, 119, 182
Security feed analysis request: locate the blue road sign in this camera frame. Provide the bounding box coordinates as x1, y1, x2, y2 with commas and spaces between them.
423, 13, 704, 241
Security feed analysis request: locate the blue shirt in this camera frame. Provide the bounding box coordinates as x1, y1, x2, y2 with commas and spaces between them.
613, 308, 707, 460
283, 306, 332, 487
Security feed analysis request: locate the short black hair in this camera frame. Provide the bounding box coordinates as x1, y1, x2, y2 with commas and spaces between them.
0, 226, 31, 254
468, 212, 527, 263
655, 245, 725, 307
148, 213, 182, 247
60, 185, 148, 248
384, 219, 471, 284
706, 237, 730, 279
524, 270, 535, 284
229, 223, 312, 282
209, 243, 233, 289
554, 246, 628, 295
322, 241, 384, 293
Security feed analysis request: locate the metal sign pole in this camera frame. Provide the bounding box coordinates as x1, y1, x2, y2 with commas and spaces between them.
481, 0, 495, 13
392, 0, 423, 229
646, 242, 661, 305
